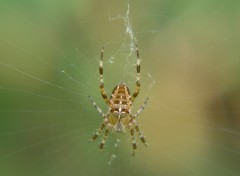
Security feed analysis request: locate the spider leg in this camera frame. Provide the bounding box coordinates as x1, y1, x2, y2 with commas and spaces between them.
132, 44, 141, 102
88, 96, 106, 117
130, 128, 137, 156
89, 122, 105, 142
131, 97, 149, 119
99, 127, 110, 151
135, 124, 148, 147
99, 47, 109, 104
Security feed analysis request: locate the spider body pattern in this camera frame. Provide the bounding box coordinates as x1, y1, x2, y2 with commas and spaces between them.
89, 45, 148, 156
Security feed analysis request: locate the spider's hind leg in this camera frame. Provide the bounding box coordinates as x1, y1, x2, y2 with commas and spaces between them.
132, 44, 141, 102
99, 47, 109, 104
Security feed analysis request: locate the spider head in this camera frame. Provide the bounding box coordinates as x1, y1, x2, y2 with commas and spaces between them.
113, 119, 126, 133
109, 112, 129, 133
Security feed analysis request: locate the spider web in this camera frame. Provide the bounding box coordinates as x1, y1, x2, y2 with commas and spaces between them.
0, 0, 240, 176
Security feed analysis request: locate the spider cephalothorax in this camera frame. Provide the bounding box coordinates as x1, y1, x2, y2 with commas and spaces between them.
88, 45, 148, 156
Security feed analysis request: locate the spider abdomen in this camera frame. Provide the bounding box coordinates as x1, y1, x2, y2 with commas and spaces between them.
109, 83, 132, 118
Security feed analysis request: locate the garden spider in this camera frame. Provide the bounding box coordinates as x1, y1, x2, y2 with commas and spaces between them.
88, 45, 148, 156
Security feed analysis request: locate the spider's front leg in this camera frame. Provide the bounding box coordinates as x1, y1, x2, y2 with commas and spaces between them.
99, 123, 112, 151
135, 124, 148, 147
129, 118, 148, 149
99, 128, 110, 151
130, 128, 137, 156
88, 122, 105, 142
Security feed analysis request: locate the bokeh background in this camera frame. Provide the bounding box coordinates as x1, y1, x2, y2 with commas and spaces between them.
0, 0, 240, 176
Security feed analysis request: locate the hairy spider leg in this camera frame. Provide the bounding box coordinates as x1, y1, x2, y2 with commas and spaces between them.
99, 128, 110, 151
99, 47, 109, 104
88, 96, 105, 117
131, 97, 149, 118
135, 125, 148, 147
132, 44, 141, 102
130, 128, 137, 156
89, 123, 105, 142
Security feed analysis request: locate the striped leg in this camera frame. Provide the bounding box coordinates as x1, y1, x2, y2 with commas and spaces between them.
89, 123, 105, 142
132, 44, 141, 102
99, 47, 109, 104
130, 128, 137, 156
88, 96, 105, 117
135, 125, 148, 147
99, 128, 110, 151
131, 97, 149, 118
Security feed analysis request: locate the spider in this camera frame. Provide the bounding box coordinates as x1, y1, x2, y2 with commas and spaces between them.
88, 45, 148, 156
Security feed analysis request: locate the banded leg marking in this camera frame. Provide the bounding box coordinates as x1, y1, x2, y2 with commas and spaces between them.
88, 96, 105, 117
89, 123, 105, 142
133, 97, 149, 118
130, 128, 137, 156
99, 47, 109, 104
132, 44, 141, 101
135, 125, 148, 147
99, 128, 110, 151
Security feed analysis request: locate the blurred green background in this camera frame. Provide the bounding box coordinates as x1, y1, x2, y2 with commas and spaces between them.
0, 0, 240, 176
